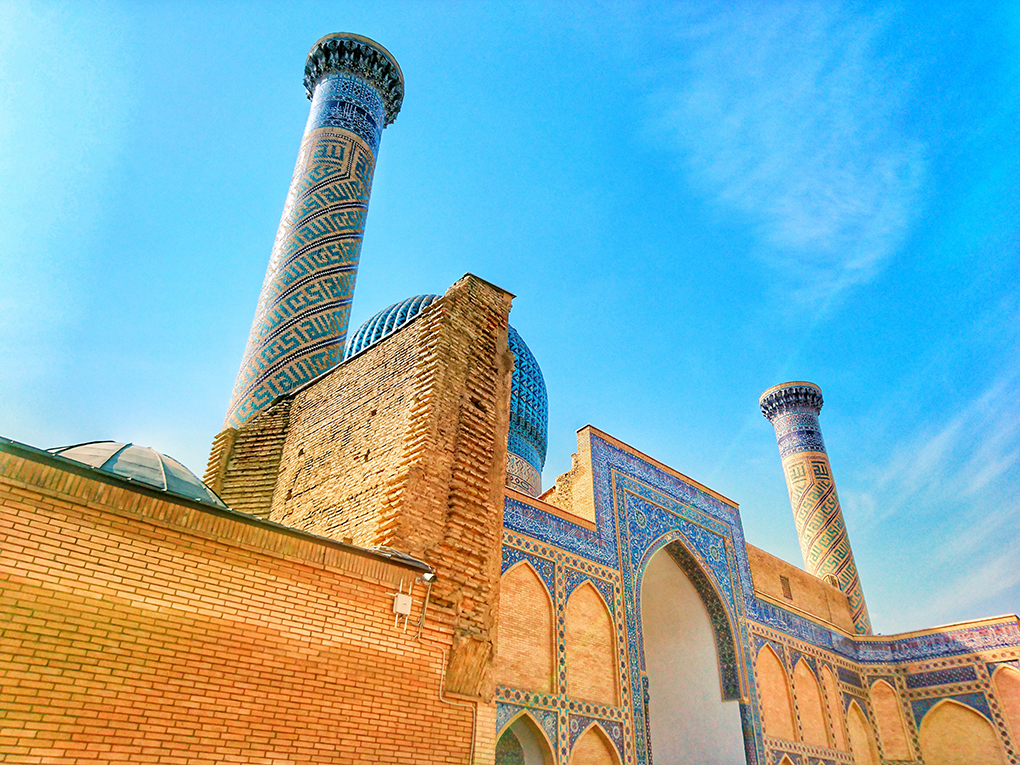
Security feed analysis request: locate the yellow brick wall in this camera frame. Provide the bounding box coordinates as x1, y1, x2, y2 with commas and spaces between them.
570, 725, 620, 765
565, 583, 618, 707
494, 563, 555, 694
755, 644, 796, 741
0, 449, 475, 764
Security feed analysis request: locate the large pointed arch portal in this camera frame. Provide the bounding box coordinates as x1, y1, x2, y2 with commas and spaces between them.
640, 540, 745, 763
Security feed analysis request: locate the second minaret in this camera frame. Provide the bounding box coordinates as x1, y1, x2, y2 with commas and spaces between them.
225, 33, 403, 428
760, 381, 872, 635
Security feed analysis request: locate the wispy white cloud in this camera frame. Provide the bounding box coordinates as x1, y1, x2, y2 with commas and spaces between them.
857, 369, 1020, 522
840, 362, 1020, 628
649, 3, 926, 307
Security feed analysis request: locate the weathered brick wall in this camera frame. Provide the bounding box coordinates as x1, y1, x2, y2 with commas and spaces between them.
384, 276, 513, 701
249, 274, 514, 703
0, 447, 474, 764
268, 315, 422, 546
540, 428, 596, 523
204, 274, 513, 708
205, 397, 293, 519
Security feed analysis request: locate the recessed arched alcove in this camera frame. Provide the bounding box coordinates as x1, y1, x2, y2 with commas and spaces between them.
993, 665, 1020, 743
495, 562, 555, 694
639, 541, 745, 763
918, 699, 1007, 765
571, 723, 621, 765
793, 658, 829, 747
495, 713, 554, 765
847, 700, 880, 765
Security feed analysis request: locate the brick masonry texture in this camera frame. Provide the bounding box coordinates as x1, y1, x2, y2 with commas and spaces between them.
0, 447, 473, 764
495, 562, 555, 694
208, 274, 513, 705
564, 583, 618, 708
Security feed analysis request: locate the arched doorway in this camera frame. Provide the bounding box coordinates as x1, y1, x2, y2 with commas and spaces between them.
496, 713, 554, 765
640, 543, 745, 763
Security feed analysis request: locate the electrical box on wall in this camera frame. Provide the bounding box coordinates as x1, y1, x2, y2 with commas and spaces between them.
393, 592, 412, 616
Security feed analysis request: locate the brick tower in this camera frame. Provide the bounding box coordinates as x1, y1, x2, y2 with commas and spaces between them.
760, 382, 872, 635
225, 34, 403, 428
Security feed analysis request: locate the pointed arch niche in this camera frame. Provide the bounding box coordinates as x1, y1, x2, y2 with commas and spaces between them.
918, 699, 1007, 765
821, 666, 848, 751
993, 665, 1020, 743
640, 542, 744, 763
565, 581, 618, 707
847, 700, 880, 765
756, 644, 796, 742
571, 723, 621, 765
869, 679, 911, 760
495, 562, 555, 694
793, 658, 829, 748
496, 713, 554, 765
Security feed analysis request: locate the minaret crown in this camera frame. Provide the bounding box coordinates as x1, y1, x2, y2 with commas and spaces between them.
759, 381, 824, 421
303, 33, 404, 125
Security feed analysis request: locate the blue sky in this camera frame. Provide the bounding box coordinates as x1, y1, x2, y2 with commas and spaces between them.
1, 1, 1016, 634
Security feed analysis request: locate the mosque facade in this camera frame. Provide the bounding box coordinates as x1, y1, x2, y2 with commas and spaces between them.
2, 32, 1020, 765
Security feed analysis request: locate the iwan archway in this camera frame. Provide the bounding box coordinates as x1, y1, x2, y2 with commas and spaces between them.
640, 540, 745, 763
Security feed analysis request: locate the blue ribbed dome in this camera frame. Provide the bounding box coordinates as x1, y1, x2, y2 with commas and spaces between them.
344, 294, 440, 360
507, 326, 547, 473
48, 441, 226, 508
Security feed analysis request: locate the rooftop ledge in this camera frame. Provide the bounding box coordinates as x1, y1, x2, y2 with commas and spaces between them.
0, 436, 433, 576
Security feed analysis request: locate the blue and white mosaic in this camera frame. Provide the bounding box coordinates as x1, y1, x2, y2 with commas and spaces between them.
308, 72, 385, 153
500, 429, 1020, 765
227, 66, 396, 427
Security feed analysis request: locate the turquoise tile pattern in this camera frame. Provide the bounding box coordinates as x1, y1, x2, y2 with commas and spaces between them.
225, 35, 402, 428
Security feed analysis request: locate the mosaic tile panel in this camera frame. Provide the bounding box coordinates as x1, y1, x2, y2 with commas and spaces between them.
837, 666, 864, 689
306, 72, 385, 153
504, 493, 618, 568
905, 664, 978, 688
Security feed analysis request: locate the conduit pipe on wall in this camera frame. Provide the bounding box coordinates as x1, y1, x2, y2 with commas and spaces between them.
413, 572, 479, 764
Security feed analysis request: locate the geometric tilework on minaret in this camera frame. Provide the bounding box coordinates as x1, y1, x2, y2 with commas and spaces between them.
225, 34, 403, 428
760, 381, 873, 635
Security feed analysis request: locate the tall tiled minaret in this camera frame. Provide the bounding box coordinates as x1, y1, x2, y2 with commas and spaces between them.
760, 382, 872, 635
225, 34, 403, 428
